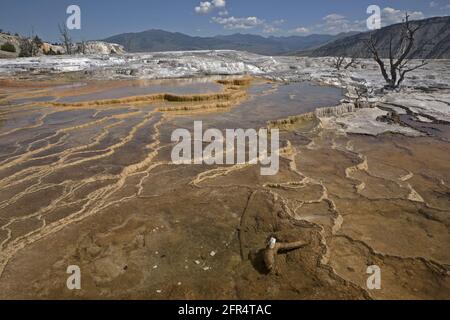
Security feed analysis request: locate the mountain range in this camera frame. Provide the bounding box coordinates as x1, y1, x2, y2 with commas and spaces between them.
103, 16, 450, 59
103, 30, 356, 56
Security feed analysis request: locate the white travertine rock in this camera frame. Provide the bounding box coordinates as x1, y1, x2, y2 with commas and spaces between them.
335, 108, 423, 136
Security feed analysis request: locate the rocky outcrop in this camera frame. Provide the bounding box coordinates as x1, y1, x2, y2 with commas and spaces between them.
0, 32, 125, 58
76, 41, 125, 55
0, 33, 21, 58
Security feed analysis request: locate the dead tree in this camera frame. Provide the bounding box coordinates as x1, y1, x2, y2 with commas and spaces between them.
364, 13, 428, 90
18, 38, 33, 57
18, 31, 42, 57
332, 55, 357, 70
78, 40, 86, 54
58, 23, 72, 55
31, 35, 43, 56
354, 84, 374, 108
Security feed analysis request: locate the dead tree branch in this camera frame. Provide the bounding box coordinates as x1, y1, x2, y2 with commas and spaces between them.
58, 23, 72, 55
332, 55, 357, 70
363, 12, 428, 90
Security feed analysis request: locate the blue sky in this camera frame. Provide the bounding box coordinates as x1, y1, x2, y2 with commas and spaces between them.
0, 0, 449, 42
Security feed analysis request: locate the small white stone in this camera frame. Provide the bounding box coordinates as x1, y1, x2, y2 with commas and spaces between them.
194, 260, 201, 265
210, 251, 216, 257
156, 290, 162, 293
177, 282, 182, 286
153, 265, 158, 269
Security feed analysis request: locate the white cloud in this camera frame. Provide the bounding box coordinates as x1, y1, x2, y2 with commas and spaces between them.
381, 7, 425, 26
313, 13, 366, 34
429, 0, 450, 9
323, 13, 346, 22
195, 0, 226, 15
212, 15, 285, 34
262, 19, 285, 33
212, 16, 264, 29
195, 2, 214, 14
263, 25, 281, 34
212, 0, 226, 8
290, 27, 310, 35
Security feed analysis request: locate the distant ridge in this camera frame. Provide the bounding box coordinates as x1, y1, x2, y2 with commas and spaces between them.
298, 16, 450, 59
103, 29, 358, 56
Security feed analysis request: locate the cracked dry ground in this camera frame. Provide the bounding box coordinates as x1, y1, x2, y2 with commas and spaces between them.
0, 79, 449, 300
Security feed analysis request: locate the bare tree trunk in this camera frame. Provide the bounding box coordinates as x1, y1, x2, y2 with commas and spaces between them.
364, 12, 428, 90
79, 40, 86, 54
58, 23, 72, 55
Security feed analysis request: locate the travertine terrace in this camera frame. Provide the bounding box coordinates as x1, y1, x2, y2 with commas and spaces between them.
0, 51, 448, 299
